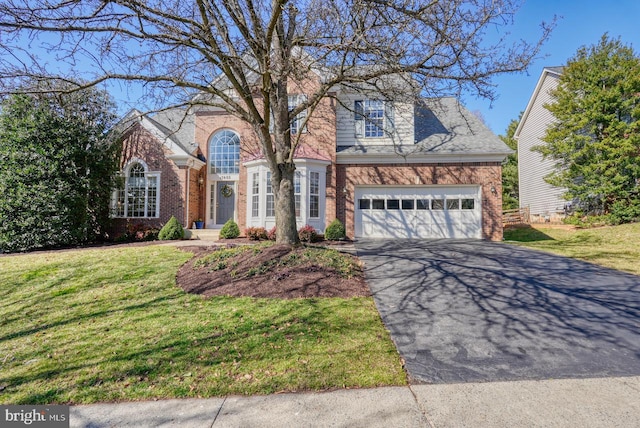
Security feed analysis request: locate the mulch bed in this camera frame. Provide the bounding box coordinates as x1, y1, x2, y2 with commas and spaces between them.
176, 243, 370, 299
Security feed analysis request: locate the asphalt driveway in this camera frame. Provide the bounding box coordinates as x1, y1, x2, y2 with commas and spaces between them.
355, 239, 640, 384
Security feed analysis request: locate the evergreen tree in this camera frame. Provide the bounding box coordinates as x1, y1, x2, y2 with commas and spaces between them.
536, 35, 640, 222
500, 115, 521, 210
0, 84, 120, 252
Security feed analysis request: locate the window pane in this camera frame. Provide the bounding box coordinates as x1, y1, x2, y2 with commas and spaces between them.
147, 176, 157, 217
266, 171, 274, 217
372, 199, 385, 209
416, 199, 429, 210
294, 172, 301, 217
295, 195, 301, 217
461, 198, 475, 210
210, 130, 240, 174
128, 163, 146, 217
387, 199, 400, 210
446, 198, 460, 210
358, 199, 371, 210
431, 199, 445, 210
266, 195, 275, 217
309, 171, 319, 194
309, 172, 319, 218
251, 173, 259, 218
364, 100, 384, 138
289, 94, 307, 135
309, 195, 319, 218
401, 199, 414, 210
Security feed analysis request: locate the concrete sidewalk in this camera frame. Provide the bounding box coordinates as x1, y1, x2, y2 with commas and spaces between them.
71, 376, 640, 427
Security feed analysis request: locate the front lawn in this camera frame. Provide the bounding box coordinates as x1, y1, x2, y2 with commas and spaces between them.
504, 222, 640, 275
0, 245, 405, 404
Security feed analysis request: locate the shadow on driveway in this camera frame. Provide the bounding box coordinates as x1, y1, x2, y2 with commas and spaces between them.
355, 239, 640, 384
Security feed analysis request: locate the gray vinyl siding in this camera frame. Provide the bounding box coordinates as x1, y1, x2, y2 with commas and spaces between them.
517, 72, 567, 216
336, 92, 414, 146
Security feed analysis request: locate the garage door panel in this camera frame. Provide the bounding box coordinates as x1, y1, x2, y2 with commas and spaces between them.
355, 186, 482, 239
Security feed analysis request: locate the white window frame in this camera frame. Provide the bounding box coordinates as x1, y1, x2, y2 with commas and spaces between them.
112, 159, 160, 218
354, 99, 394, 138
289, 94, 308, 135
309, 171, 320, 218
244, 160, 329, 231
265, 171, 275, 218
209, 129, 240, 175
251, 172, 260, 218
294, 171, 302, 217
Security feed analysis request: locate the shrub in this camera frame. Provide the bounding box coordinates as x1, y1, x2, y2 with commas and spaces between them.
246, 227, 268, 240
298, 225, 319, 243
219, 219, 240, 239
113, 222, 159, 243
609, 201, 640, 225
267, 226, 277, 241
324, 219, 346, 240
0, 88, 119, 253
158, 216, 184, 240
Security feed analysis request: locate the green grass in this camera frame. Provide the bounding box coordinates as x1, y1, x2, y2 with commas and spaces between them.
0, 246, 405, 404
504, 223, 640, 275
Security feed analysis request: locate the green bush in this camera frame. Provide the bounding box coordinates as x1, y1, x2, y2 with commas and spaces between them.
609, 201, 640, 225
158, 216, 184, 240
246, 227, 268, 240
219, 219, 240, 239
324, 219, 346, 240
0, 87, 119, 253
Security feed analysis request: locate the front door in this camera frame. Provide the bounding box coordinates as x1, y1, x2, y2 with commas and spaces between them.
215, 181, 235, 225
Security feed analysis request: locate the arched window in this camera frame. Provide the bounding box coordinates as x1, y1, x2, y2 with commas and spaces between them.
112, 160, 160, 218
209, 130, 240, 174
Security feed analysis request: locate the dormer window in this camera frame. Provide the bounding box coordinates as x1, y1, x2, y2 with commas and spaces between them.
354, 100, 393, 138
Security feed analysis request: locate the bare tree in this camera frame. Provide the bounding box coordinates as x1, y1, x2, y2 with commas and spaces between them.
0, 0, 553, 244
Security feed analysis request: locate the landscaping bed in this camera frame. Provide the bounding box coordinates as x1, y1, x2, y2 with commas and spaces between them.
177, 243, 369, 299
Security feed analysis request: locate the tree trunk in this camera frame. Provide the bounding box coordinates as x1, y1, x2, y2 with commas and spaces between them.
273, 162, 300, 245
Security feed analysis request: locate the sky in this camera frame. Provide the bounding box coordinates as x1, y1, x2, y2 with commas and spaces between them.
8, 1, 638, 136
462, 0, 640, 135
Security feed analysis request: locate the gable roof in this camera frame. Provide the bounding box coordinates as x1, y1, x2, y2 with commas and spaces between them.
514, 67, 564, 138
117, 108, 204, 168
336, 97, 511, 163
146, 109, 198, 154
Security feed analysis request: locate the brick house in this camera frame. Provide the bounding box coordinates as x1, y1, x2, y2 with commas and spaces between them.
112, 73, 511, 240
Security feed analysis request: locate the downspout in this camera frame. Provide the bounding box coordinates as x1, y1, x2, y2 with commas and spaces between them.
185, 166, 190, 228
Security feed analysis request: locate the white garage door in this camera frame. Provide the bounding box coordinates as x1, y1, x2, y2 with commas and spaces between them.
355, 186, 482, 239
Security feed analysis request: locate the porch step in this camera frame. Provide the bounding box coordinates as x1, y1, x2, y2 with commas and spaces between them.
185, 229, 220, 241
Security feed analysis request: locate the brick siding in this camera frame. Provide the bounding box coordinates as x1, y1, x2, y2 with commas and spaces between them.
336, 162, 504, 241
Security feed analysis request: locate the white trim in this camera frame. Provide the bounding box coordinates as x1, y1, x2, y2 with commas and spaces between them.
244, 162, 328, 232
243, 157, 331, 168
336, 152, 510, 164
112, 160, 161, 219
514, 67, 563, 139
168, 155, 205, 168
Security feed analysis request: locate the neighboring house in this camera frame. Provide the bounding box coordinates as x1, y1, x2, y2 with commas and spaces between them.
514, 67, 567, 221
112, 71, 511, 240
